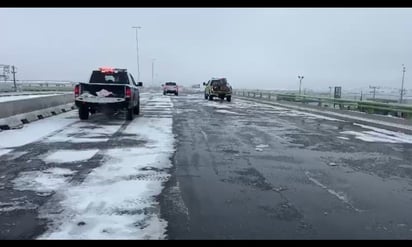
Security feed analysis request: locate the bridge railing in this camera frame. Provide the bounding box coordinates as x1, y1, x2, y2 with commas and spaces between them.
233, 90, 412, 119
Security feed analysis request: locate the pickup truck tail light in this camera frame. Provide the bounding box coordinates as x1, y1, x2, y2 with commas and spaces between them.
74, 85, 80, 97
125, 87, 132, 98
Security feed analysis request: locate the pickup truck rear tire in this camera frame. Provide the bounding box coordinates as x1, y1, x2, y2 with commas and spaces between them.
175, 92, 178, 96
79, 106, 89, 120
126, 107, 134, 121
133, 102, 140, 115
227, 96, 231, 102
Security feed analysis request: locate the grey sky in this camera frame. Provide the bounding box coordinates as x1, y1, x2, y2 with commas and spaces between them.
1, 8, 412, 91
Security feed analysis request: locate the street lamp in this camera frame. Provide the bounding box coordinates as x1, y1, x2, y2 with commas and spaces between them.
151, 59, 156, 86
298, 76, 304, 95
400, 64, 406, 104
132, 26, 142, 81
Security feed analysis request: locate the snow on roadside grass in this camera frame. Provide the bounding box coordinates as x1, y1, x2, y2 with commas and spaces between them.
0, 111, 77, 148
43, 149, 99, 164
38, 96, 174, 239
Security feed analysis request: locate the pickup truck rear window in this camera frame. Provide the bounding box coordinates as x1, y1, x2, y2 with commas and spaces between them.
211, 79, 228, 86
165, 82, 177, 86
89, 71, 129, 84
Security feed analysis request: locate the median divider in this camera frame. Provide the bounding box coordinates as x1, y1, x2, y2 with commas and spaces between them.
0, 93, 75, 130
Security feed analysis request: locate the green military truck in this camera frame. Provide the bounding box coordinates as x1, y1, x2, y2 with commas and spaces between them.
203, 78, 232, 102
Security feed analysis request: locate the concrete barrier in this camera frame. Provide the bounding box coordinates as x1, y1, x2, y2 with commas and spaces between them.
0, 103, 75, 130
0, 93, 74, 119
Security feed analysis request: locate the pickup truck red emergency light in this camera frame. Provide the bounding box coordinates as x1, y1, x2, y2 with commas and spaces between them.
99, 67, 115, 74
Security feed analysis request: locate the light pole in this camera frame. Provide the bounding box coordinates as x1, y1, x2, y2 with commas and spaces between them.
369, 85, 379, 100
329, 86, 333, 98
298, 76, 304, 95
132, 26, 142, 81
151, 59, 155, 86
11, 65, 17, 92
400, 64, 406, 104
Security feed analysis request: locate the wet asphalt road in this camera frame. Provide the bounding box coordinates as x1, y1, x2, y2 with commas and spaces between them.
1, 91, 412, 239
161, 92, 412, 239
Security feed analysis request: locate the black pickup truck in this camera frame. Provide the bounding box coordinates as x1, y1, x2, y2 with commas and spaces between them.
74, 67, 143, 120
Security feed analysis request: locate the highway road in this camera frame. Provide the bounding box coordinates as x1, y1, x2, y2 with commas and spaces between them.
1, 92, 412, 239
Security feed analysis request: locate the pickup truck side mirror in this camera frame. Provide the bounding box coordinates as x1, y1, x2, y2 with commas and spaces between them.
137, 82, 143, 87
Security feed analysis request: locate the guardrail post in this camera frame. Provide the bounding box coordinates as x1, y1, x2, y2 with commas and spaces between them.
268, 94, 271, 100
260, 92, 263, 98
247, 92, 250, 97
253, 92, 256, 97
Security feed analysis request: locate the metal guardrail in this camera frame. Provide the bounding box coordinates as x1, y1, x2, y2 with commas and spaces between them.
234, 90, 412, 119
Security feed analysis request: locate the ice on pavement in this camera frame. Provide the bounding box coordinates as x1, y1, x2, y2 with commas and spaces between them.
37, 96, 174, 239
43, 149, 99, 164
0, 111, 77, 148
13, 168, 75, 195
341, 123, 412, 144
0, 149, 12, 157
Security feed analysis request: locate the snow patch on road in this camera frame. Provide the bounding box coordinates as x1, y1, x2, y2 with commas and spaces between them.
37, 96, 174, 239
43, 149, 99, 164
215, 109, 239, 115
0, 149, 12, 157
13, 168, 75, 195
341, 124, 412, 144
337, 136, 350, 140
45, 122, 122, 143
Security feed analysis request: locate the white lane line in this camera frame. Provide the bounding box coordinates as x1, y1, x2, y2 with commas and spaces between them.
304, 171, 363, 213
200, 130, 208, 142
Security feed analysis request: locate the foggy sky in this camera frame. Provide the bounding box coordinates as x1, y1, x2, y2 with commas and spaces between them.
1, 8, 412, 91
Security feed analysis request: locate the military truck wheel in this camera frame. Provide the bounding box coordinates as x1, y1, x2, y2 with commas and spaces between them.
227, 96, 231, 102
209, 95, 214, 101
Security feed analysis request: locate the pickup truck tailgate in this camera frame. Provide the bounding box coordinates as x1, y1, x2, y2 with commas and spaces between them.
82, 83, 126, 98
